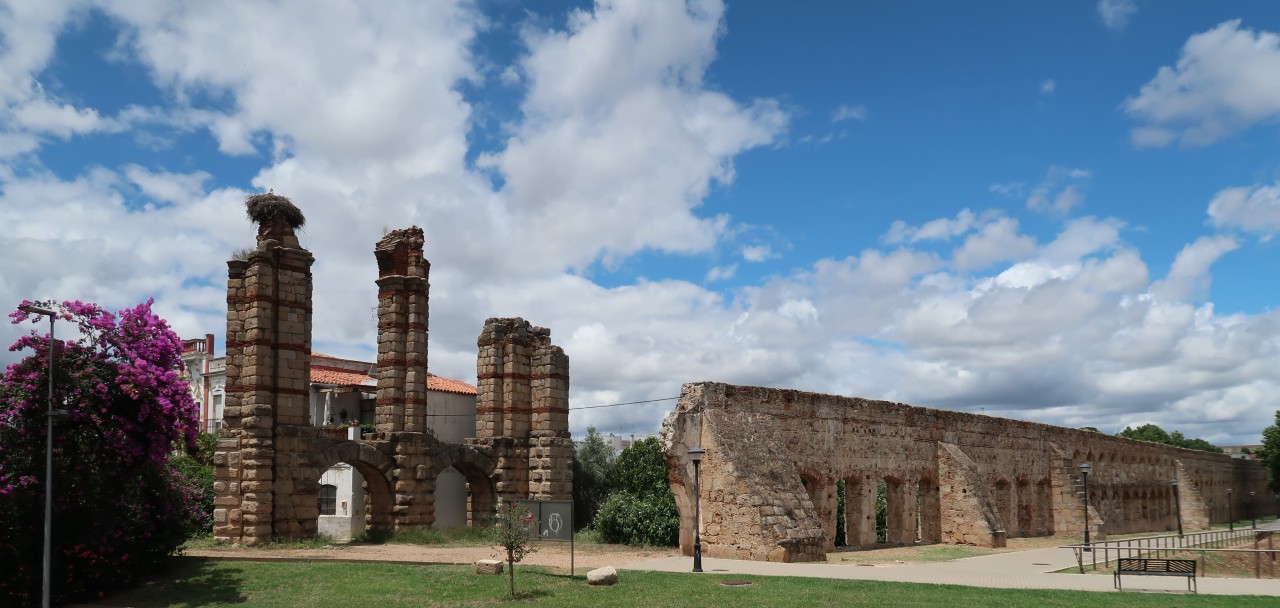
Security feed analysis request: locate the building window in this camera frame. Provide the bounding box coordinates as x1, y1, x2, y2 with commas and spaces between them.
318, 484, 337, 516
207, 420, 222, 434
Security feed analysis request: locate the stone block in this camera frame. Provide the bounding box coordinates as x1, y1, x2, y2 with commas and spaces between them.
475, 560, 504, 575
587, 566, 618, 586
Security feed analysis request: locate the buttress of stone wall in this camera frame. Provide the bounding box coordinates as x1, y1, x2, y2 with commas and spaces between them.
374, 227, 429, 435
213, 193, 315, 545
472, 317, 572, 502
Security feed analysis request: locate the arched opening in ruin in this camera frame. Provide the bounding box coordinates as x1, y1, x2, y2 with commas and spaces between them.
299, 459, 394, 541
835, 479, 847, 547
876, 478, 890, 543
452, 461, 498, 527
432, 465, 468, 529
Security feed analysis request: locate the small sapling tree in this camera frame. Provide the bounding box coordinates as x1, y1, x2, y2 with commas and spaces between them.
490, 502, 538, 597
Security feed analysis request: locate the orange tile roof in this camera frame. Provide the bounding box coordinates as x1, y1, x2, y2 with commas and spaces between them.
427, 374, 478, 395
308, 355, 477, 396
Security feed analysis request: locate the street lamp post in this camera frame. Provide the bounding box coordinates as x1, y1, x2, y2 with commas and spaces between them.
1078, 463, 1091, 552
1171, 479, 1183, 539
688, 447, 705, 573
20, 304, 56, 608
1227, 488, 1234, 532
1250, 491, 1256, 529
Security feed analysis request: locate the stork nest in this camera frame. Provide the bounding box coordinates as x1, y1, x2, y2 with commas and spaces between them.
245, 192, 305, 230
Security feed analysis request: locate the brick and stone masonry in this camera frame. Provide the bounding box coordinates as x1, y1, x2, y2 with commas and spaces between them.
661, 381, 1270, 563
213, 194, 571, 544
470, 318, 573, 502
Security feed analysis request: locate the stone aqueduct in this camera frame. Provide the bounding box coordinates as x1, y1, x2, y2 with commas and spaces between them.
662, 382, 1271, 563
211, 195, 1271, 555
212, 196, 573, 544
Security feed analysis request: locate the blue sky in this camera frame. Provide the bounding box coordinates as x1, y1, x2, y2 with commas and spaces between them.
3, 0, 1280, 444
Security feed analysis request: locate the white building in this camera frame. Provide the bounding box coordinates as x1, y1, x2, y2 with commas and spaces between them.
181, 335, 478, 540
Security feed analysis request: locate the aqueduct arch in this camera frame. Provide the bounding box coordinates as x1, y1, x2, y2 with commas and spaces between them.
662, 381, 1270, 563
212, 194, 572, 544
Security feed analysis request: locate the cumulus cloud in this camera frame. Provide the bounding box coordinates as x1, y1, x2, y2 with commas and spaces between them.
1125, 20, 1280, 147
1207, 182, 1280, 238
1097, 0, 1138, 31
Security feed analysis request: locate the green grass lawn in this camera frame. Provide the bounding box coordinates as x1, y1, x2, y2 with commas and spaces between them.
92, 559, 1276, 607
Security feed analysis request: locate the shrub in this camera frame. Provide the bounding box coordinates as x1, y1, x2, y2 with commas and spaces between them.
0, 299, 201, 605
592, 437, 678, 546
594, 490, 679, 546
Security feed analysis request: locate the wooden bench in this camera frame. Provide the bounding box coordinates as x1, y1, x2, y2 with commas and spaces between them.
1113, 558, 1197, 592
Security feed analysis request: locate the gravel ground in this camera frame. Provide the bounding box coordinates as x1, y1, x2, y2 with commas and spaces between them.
185, 541, 681, 574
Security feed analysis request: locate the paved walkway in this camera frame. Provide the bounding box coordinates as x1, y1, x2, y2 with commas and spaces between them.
621, 542, 1280, 596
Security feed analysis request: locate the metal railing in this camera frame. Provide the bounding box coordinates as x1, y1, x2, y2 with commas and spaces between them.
1062, 528, 1279, 578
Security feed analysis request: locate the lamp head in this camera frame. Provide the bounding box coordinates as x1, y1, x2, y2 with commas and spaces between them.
1077, 462, 1091, 474
688, 447, 705, 464
18, 304, 56, 317
1170, 479, 1178, 487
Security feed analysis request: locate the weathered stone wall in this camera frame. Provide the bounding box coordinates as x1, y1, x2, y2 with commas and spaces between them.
213, 197, 571, 544
661, 381, 1269, 563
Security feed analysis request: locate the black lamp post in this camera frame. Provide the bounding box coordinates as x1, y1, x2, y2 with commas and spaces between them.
1227, 488, 1234, 531
689, 447, 705, 573
19, 304, 57, 608
1250, 491, 1256, 529
1171, 478, 1183, 538
1078, 462, 1091, 551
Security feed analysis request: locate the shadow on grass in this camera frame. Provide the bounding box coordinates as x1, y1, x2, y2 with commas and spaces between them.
97, 558, 247, 607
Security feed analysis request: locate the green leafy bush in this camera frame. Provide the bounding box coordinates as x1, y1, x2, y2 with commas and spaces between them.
591, 437, 678, 546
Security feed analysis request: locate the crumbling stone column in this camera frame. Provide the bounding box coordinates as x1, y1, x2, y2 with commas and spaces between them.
375, 227, 429, 435
213, 193, 314, 545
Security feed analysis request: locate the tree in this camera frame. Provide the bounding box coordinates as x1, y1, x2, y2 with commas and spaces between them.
571, 426, 613, 529
1261, 411, 1280, 493
593, 437, 679, 546
1117, 423, 1223, 453
489, 502, 538, 598
0, 299, 202, 605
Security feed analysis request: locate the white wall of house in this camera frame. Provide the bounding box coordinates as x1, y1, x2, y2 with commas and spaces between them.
428, 390, 476, 529
317, 463, 366, 541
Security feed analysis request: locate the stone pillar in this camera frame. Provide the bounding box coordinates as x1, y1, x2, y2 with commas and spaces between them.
213, 193, 313, 545
374, 227, 429, 435
845, 476, 877, 547
529, 329, 572, 500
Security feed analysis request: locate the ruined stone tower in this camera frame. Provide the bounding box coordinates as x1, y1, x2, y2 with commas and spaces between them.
374, 227, 430, 434
472, 318, 573, 501
213, 193, 315, 544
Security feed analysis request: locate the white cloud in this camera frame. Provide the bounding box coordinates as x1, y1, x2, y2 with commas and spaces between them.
1097, 0, 1138, 31
884, 209, 977, 245
1026, 166, 1091, 215
482, 0, 787, 272
989, 182, 1024, 197
832, 103, 867, 123
741, 245, 774, 262
1040, 79, 1056, 95
1125, 20, 1280, 147
704, 264, 736, 282
1207, 182, 1280, 238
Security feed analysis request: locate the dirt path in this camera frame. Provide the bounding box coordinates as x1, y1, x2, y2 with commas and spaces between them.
185, 542, 681, 574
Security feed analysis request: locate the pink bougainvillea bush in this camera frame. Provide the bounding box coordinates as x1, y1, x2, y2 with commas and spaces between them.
0, 299, 203, 606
